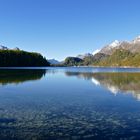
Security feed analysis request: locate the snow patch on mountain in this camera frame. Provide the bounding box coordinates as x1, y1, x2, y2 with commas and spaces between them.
92, 49, 101, 56
132, 35, 140, 43
109, 40, 120, 48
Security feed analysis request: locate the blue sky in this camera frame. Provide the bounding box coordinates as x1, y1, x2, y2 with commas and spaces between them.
0, 0, 140, 60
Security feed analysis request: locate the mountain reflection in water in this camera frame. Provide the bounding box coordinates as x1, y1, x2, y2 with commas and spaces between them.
1, 69, 140, 100
65, 72, 140, 101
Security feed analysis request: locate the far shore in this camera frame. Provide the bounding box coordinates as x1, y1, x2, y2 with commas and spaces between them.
0, 65, 140, 69
52, 65, 140, 69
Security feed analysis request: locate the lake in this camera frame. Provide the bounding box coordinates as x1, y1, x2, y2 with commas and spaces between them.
1, 67, 140, 140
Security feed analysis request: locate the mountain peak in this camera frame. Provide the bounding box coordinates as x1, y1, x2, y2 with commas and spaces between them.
99, 40, 120, 55
133, 35, 140, 43
109, 40, 120, 48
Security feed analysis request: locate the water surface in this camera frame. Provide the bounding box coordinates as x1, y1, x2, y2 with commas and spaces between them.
0, 67, 140, 140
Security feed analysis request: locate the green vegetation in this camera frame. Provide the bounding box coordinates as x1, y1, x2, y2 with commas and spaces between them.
63, 49, 140, 67
0, 50, 50, 67
63, 53, 108, 66
95, 49, 140, 67
64, 57, 83, 66
82, 56, 96, 65
82, 53, 108, 66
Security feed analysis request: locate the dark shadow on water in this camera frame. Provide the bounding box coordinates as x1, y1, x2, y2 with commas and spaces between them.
0, 69, 46, 85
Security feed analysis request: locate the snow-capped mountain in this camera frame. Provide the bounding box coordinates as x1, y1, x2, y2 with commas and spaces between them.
99, 40, 121, 55
109, 40, 120, 48
98, 36, 140, 55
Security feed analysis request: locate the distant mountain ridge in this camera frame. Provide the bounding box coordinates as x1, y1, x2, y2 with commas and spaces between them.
48, 59, 60, 65
99, 36, 140, 55
63, 35, 140, 67
0, 45, 20, 51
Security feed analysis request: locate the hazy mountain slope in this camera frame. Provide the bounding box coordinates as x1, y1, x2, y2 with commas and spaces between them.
48, 59, 60, 65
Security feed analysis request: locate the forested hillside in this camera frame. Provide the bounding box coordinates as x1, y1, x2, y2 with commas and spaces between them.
0, 50, 50, 67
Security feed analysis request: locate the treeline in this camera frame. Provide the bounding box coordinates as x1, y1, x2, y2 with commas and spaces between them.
63, 53, 108, 66
64, 57, 83, 66
0, 50, 50, 67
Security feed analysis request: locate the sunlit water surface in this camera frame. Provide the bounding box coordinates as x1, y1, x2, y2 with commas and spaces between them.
0, 67, 140, 140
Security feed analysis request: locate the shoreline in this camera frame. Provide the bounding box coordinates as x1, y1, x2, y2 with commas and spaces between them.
0, 65, 140, 69
54, 65, 140, 69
